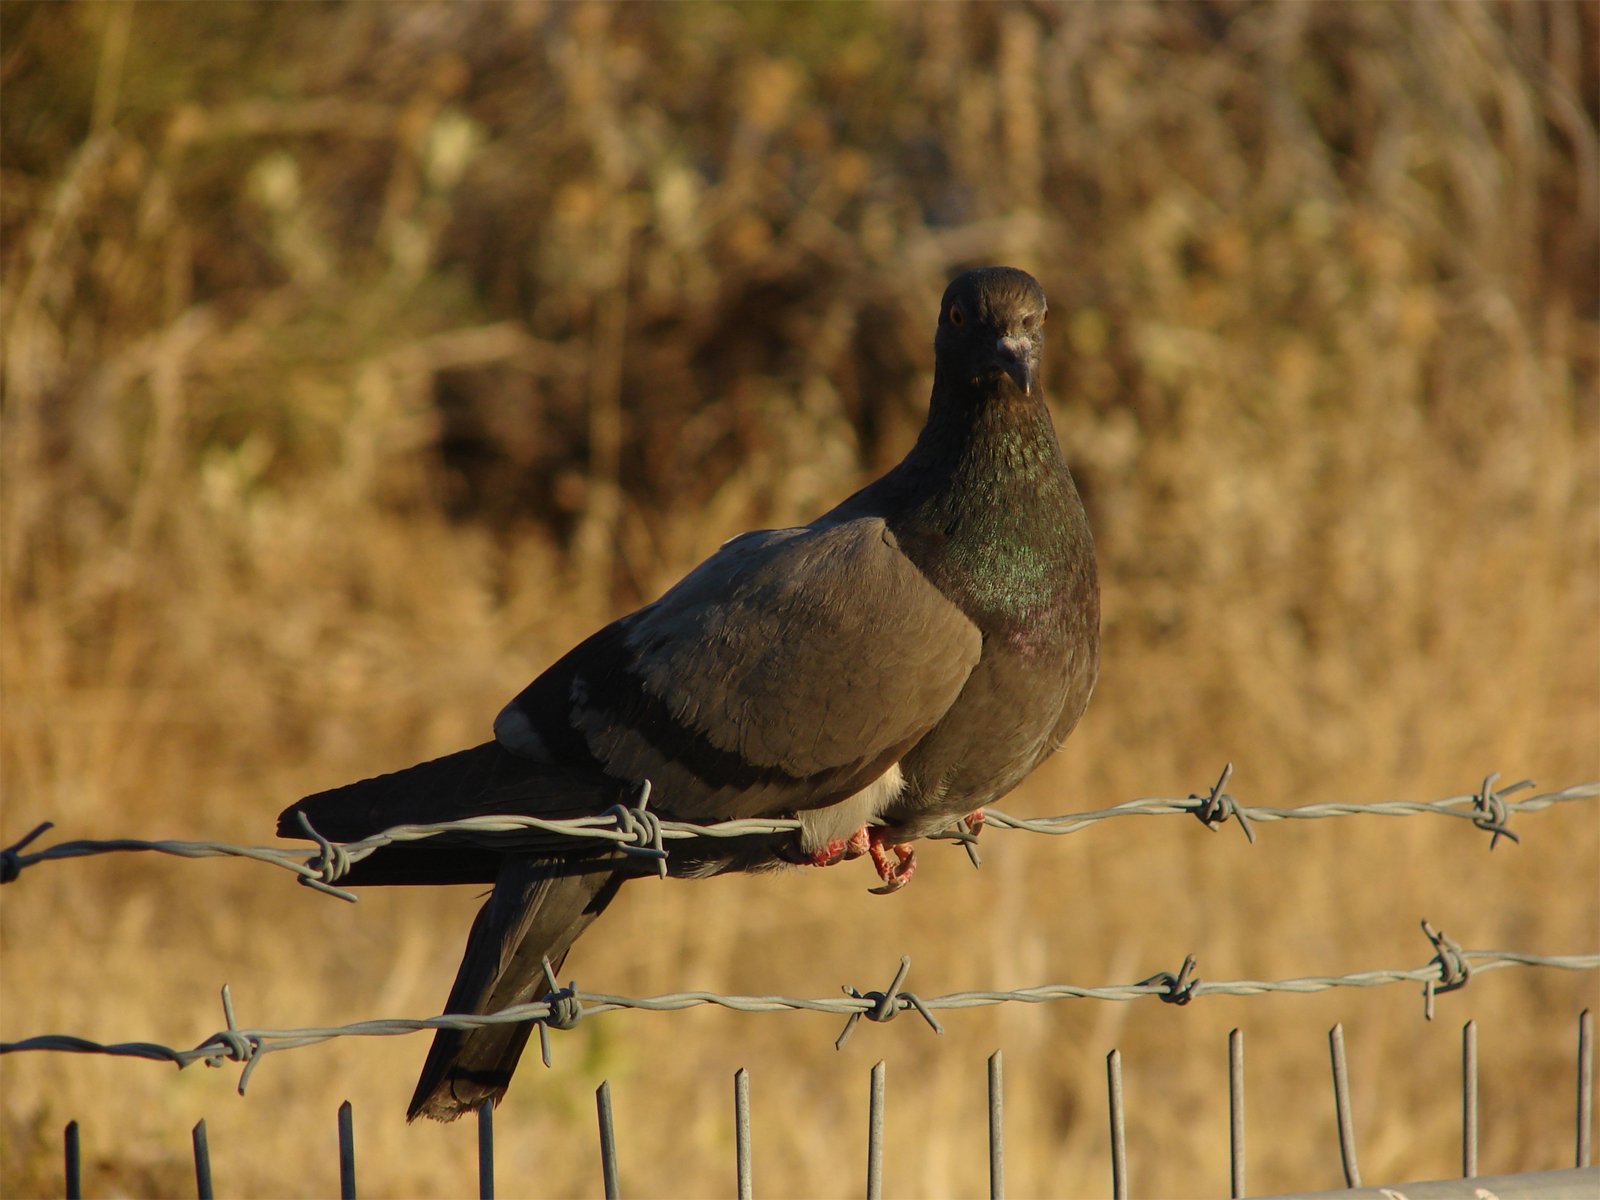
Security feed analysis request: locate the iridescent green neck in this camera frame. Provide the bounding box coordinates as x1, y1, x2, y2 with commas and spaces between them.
864, 381, 1095, 632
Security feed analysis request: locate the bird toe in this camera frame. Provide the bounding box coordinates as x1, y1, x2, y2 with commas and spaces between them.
866, 832, 916, 894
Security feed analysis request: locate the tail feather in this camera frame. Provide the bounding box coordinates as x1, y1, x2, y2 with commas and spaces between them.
278, 741, 634, 1117
408, 855, 627, 1122
278, 743, 627, 886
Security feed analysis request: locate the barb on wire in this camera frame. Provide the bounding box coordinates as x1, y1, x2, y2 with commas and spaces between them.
3, 777, 1596, 895
835, 956, 943, 1048
604, 780, 668, 877
1187, 763, 1255, 843
3, 940, 1595, 1091
1470, 772, 1525, 850
1421, 919, 1472, 1020
0, 821, 52, 882
535, 955, 584, 1069
968, 777, 1598, 851
205, 985, 268, 1094
540, 957, 584, 1030
1139, 954, 1201, 1005
294, 812, 357, 901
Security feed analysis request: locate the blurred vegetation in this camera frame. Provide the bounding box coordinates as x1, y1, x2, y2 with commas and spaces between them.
2, 2, 1596, 1197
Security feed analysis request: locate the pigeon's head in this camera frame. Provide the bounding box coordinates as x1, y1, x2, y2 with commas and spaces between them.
935, 267, 1049, 397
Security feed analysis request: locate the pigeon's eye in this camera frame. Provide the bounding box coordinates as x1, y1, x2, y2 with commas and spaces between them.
1023, 311, 1046, 332
949, 303, 965, 327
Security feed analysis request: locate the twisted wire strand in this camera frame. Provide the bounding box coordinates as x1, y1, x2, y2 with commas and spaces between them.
4, 777, 1594, 897
2, 944, 1594, 1092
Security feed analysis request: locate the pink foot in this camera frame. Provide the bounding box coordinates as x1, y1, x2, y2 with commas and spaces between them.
867, 831, 916, 895
963, 808, 985, 838
807, 827, 871, 867
807, 836, 847, 867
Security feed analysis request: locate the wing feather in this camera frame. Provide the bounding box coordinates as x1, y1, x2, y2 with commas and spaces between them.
496, 517, 981, 820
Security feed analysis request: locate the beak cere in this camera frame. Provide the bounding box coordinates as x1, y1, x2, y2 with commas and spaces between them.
996, 335, 1033, 395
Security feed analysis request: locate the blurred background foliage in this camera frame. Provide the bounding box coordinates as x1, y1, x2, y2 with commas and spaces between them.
2, 2, 1596, 1197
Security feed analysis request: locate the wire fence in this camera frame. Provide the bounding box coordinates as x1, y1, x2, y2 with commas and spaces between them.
3, 930, 1597, 1094
42, 1012, 1600, 1200
2, 769, 1597, 1086
4, 769, 1598, 1197
4, 768, 1592, 900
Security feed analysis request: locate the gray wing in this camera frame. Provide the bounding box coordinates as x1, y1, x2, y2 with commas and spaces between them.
494, 516, 982, 820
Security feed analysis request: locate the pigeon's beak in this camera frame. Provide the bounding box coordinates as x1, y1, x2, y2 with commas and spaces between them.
995, 335, 1034, 395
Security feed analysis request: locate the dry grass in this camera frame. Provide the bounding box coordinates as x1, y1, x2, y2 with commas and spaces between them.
2, 2, 1597, 1196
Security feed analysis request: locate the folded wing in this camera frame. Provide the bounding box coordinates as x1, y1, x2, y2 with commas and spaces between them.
495, 515, 983, 821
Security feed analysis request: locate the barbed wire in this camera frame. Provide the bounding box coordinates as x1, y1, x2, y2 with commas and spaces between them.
2, 921, 1594, 1094
3, 770, 1594, 900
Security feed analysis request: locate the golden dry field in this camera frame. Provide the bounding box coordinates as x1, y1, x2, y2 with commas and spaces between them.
2, 2, 1597, 1196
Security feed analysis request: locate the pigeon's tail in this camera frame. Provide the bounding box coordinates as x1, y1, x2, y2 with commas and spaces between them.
407, 855, 626, 1122
277, 742, 629, 886
276, 744, 633, 1120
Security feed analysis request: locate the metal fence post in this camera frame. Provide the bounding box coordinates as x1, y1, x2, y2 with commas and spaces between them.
1329, 1024, 1361, 1188
988, 1050, 1004, 1200
734, 1068, 752, 1200
1462, 1021, 1478, 1178
192, 1119, 213, 1199
477, 1098, 495, 1200
338, 1100, 357, 1199
597, 1081, 620, 1200
64, 1120, 80, 1200
1580, 1009, 1594, 1169
1107, 1049, 1127, 1200
1229, 1028, 1245, 1199
867, 1061, 885, 1200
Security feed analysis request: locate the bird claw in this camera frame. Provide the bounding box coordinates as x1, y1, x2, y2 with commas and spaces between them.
962, 808, 985, 839
807, 827, 871, 867
807, 826, 914, 893
806, 839, 845, 867
867, 832, 916, 895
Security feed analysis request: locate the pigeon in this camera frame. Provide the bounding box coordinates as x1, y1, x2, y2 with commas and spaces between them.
278, 265, 1100, 1122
